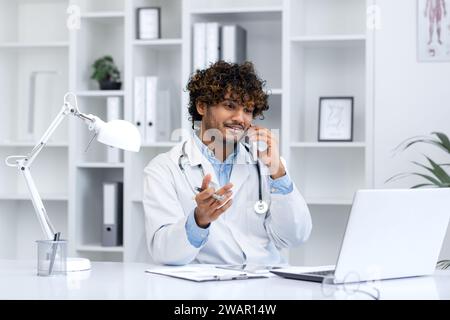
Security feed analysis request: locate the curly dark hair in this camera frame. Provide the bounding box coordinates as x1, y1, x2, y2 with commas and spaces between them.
186, 61, 269, 129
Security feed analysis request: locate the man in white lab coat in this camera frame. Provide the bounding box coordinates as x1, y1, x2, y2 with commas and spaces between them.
143, 61, 312, 265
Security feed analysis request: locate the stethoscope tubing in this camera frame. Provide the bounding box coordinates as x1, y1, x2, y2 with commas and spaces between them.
178, 141, 269, 214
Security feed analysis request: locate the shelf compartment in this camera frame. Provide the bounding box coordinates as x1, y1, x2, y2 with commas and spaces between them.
132, 0, 182, 39
191, 10, 282, 90
128, 147, 173, 201
290, 147, 365, 201
290, 44, 366, 143
133, 44, 182, 138
124, 202, 152, 263
0, 49, 69, 143
0, 201, 68, 259
290, 0, 366, 37
0, 147, 69, 196
291, 206, 350, 266
75, 19, 124, 91
75, 168, 123, 250
0, 0, 68, 43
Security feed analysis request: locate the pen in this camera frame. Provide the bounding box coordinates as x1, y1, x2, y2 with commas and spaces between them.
213, 274, 249, 281
48, 232, 60, 276
194, 187, 225, 201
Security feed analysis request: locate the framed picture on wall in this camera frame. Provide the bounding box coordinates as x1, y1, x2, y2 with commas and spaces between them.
318, 97, 354, 142
417, 0, 450, 62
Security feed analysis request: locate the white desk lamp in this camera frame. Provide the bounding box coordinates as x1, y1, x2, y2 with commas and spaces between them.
5, 92, 141, 272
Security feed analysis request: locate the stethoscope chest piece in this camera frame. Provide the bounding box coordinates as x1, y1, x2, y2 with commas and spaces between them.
254, 200, 269, 215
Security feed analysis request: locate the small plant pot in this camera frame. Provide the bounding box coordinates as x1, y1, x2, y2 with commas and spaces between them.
99, 80, 122, 90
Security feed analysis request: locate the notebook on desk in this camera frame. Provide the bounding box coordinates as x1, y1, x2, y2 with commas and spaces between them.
146, 265, 269, 282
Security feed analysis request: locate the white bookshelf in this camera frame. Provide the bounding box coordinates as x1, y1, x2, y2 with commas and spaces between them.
284, 0, 373, 265
0, 0, 70, 261
0, 0, 374, 267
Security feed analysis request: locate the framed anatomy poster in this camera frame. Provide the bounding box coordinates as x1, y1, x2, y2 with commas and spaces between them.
418, 0, 450, 61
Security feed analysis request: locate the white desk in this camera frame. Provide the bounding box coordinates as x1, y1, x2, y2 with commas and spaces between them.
1, 260, 450, 300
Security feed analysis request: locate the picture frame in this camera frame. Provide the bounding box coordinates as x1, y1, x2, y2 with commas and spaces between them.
417, 0, 450, 62
136, 7, 161, 40
318, 97, 354, 142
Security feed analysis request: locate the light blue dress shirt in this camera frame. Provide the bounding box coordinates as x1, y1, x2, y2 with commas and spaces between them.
185, 134, 294, 248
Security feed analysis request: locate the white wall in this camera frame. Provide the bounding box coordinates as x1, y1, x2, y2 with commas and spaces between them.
373, 0, 450, 259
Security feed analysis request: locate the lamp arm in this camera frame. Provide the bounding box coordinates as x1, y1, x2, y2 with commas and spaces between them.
20, 165, 56, 240
4, 103, 74, 240
26, 103, 73, 166
24, 94, 95, 166
4, 93, 95, 240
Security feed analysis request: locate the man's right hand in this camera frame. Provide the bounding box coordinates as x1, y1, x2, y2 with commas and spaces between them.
194, 174, 233, 228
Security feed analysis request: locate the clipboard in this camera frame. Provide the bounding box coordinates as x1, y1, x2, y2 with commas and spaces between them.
145, 265, 268, 282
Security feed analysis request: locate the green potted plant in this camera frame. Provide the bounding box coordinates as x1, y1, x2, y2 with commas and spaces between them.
386, 131, 450, 269
91, 55, 122, 90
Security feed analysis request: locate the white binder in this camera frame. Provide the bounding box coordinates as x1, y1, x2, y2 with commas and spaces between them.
193, 22, 206, 71
102, 182, 123, 247
221, 25, 247, 64
133, 76, 146, 141
206, 22, 221, 67
106, 97, 123, 163
145, 76, 158, 143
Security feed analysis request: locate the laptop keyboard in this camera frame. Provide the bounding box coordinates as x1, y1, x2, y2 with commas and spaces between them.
305, 270, 334, 276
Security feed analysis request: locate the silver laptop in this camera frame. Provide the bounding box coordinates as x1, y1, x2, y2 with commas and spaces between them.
272, 188, 450, 284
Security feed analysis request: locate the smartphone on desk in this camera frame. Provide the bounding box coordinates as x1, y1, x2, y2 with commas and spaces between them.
215, 264, 283, 274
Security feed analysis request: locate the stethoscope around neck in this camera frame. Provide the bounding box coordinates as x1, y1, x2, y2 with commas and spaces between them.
178, 140, 269, 215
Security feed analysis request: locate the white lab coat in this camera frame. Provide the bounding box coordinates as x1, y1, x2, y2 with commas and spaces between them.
143, 136, 312, 265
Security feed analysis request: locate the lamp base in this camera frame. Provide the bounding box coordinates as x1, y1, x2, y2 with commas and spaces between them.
67, 257, 91, 272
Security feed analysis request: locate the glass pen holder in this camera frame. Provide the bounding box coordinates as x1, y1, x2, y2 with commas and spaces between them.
36, 239, 67, 276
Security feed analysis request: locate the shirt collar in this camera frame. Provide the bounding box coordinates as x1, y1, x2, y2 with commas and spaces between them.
193, 132, 239, 165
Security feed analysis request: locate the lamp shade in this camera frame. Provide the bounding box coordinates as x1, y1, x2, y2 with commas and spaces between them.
94, 117, 141, 152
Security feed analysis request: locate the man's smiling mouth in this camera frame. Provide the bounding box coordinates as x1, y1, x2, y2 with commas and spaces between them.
225, 125, 244, 132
